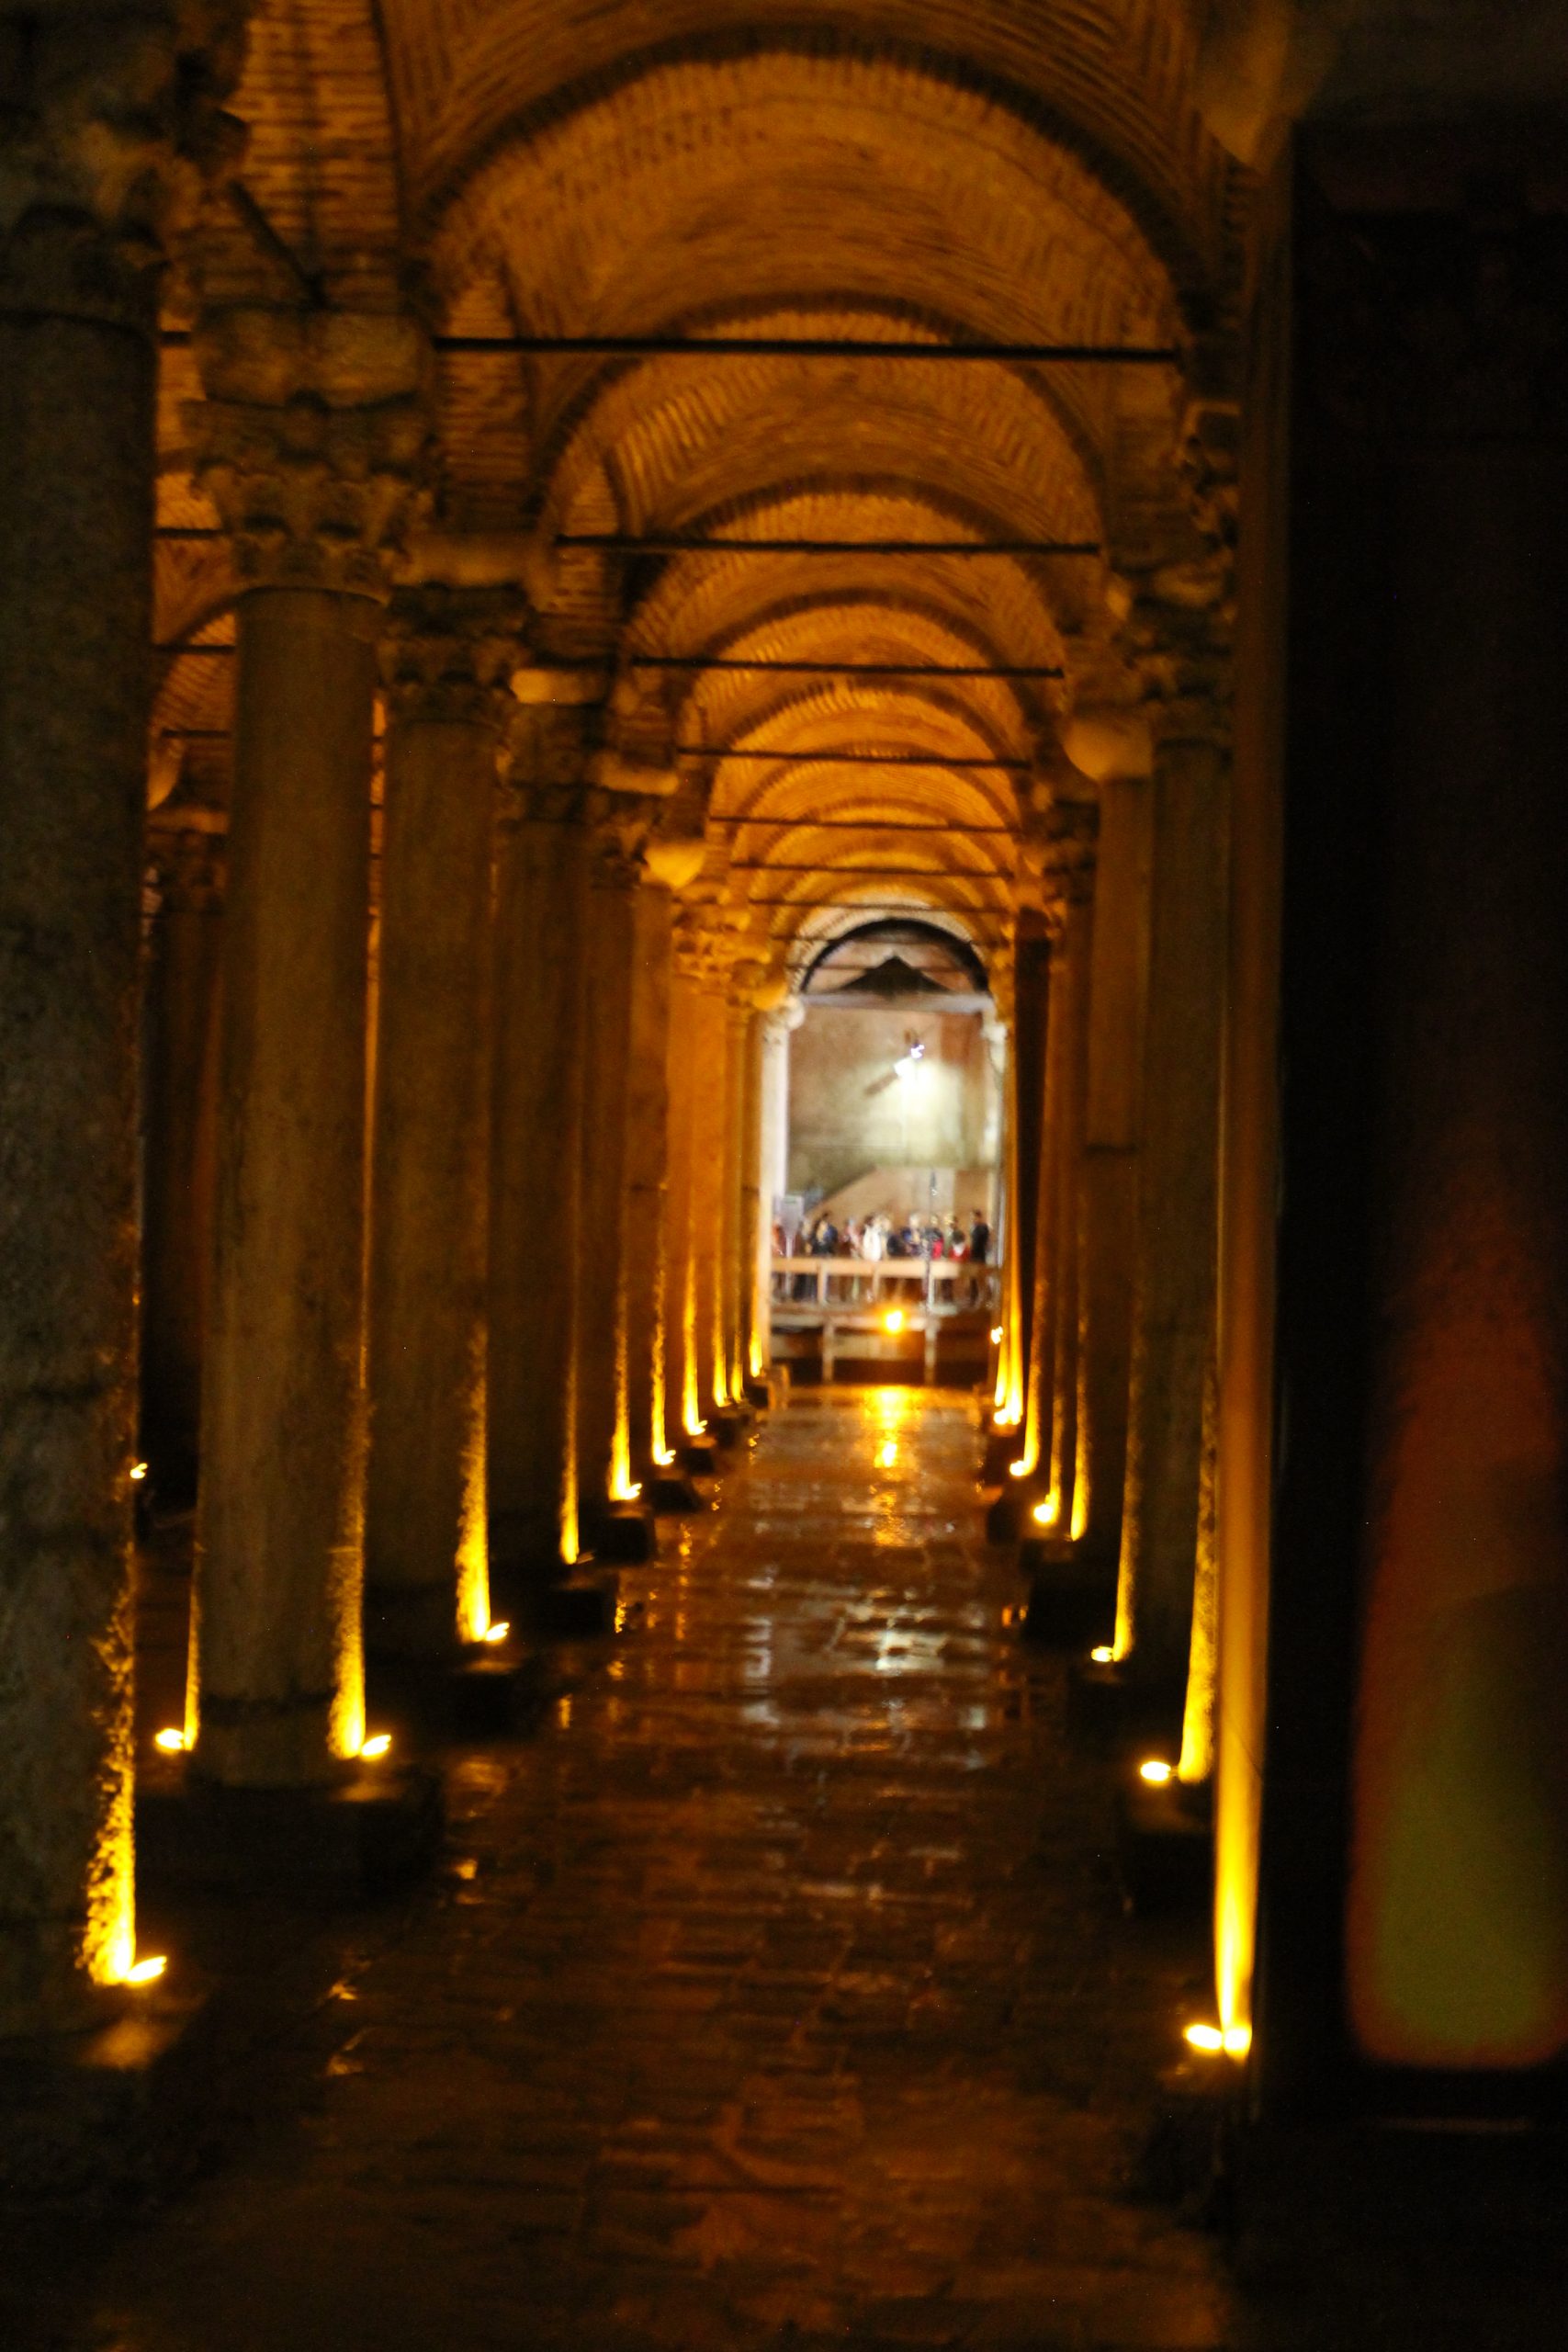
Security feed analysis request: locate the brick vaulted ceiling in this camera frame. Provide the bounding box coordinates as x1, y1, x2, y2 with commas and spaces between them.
154, 1, 1243, 979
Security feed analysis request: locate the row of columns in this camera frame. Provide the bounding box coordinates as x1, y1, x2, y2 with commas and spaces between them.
986, 714, 1228, 1751
1, 247, 776, 2032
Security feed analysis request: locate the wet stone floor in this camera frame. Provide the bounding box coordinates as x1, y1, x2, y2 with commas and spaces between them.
7, 1391, 1559, 2350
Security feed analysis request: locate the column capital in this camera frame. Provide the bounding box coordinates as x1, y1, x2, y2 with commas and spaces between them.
584, 789, 658, 892
145, 820, 227, 913
379, 584, 527, 730
186, 307, 433, 597
502, 694, 603, 827
0, 3, 248, 328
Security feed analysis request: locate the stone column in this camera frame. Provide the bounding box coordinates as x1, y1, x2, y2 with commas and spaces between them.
624, 873, 676, 1479
751, 995, 801, 1393
0, 12, 241, 2027
1075, 767, 1154, 1566
141, 827, 226, 1506
663, 920, 716, 1460
692, 956, 734, 1421
363, 592, 518, 1658
575, 795, 650, 1525
489, 690, 598, 1581
1111, 729, 1228, 1692
985, 922, 1052, 1521
1044, 867, 1095, 1541
186, 311, 430, 1786
719, 989, 754, 1415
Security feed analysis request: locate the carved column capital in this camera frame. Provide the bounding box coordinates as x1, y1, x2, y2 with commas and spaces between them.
145, 820, 227, 913
379, 585, 527, 731
0, 2, 248, 325
585, 789, 660, 892
186, 308, 433, 596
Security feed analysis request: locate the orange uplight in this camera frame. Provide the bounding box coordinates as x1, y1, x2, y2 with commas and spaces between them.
130, 1461, 149, 1483
1090, 1645, 1115, 1665
1140, 1759, 1174, 1786
1031, 1500, 1058, 1527
359, 1733, 391, 1760
153, 1727, 186, 1753
483, 1622, 510, 1645
1008, 1460, 1028, 1479
884, 1309, 905, 1334
125, 1955, 168, 1987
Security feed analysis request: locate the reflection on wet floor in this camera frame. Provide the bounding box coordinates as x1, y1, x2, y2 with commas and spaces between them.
12, 1387, 1234, 2352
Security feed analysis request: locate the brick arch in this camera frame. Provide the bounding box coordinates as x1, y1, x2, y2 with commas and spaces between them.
191, 0, 406, 301
395, 10, 1231, 314
536, 311, 1112, 556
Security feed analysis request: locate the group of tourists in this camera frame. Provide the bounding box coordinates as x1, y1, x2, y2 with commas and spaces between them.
795, 1211, 991, 1265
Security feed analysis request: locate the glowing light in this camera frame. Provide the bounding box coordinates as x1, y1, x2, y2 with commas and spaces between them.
1140, 1759, 1175, 1786
130, 1461, 148, 1483
876, 1441, 898, 1469
153, 1727, 186, 1753
1031, 1500, 1058, 1528
1008, 1460, 1028, 1479
125, 1955, 168, 1987
1090, 1645, 1116, 1666
884, 1309, 905, 1334
990, 1327, 1004, 1345
1223, 2024, 1252, 2058
359, 1733, 391, 1760
483, 1622, 510, 1645
1185, 2023, 1225, 2054
653, 1449, 676, 1467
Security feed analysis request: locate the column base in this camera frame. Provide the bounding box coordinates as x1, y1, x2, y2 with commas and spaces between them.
743, 1375, 774, 1410
1064, 1655, 1183, 1751
650, 1469, 706, 1513
985, 1485, 1032, 1543
367, 1644, 549, 1739
0, 1982, 218, 2201
1115, 1770, 1213, 1915
587, 1498, 658, 1564
529, 1569, 621, 1638
1019, 1548, 1116, 1647
981, 1428, 1025, 1485
709, 1405, 752, 1449
136, 1758, 444, 1897
682, 1436, 720, 1476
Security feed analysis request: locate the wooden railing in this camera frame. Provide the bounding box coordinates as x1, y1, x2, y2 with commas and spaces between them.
770, 1256, 1001, 1317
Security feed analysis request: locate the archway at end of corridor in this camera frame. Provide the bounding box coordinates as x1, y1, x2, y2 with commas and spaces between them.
764, 918, 1002, 1396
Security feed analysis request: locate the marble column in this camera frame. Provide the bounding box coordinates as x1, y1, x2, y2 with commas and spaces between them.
364, 593, 517, 1658
186, 311, 429, 1786
720, 992, 754, 1410
0, 56, 225, 2019
1111, 733, 1227, 1690
996, 924, 1052, 1453
624, 875, 676, 1478
663, 952, 702, 1450
1044, 877, 1094, 1540
141, 828, 226, 1506
751, 996, 800, 1391
489, 694, 597, 1579
692, 966, 733, 1419
575, 797, 649, 1521
1076, 772, 1153, 1565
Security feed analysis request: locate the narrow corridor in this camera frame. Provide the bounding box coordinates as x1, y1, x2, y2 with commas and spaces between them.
20, 1396, 1232, 2349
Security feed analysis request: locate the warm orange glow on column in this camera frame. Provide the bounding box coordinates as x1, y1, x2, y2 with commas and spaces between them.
454, 1387, 491, 1649
559, 1354, 581, 1566
682, 1244, 704, 1437
89, 1710, 137, 1990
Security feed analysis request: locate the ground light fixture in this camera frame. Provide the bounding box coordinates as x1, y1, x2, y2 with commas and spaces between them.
1032, 1500, 1057, 1527
154, 1726, 186, 1752
1008, 1460, 1029, 1478
483, 1622, 510, 1645
359, 1733, 392, 1760
1185, 2021, 1252, 2059
125, 1955, 168, 1986
1089, 1645, 1116, 1665
990, 1326, 1004, 1343
1139, 1758, 1174, 1785
130, 1461, 148, 1483
884, 1308, 905, 1333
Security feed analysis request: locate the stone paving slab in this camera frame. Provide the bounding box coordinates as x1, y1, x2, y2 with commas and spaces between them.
4, 1390, 1564, 2350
